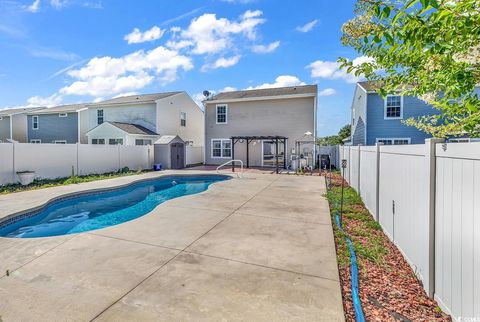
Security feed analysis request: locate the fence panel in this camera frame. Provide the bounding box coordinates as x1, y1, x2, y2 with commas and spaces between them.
434, 142, 480, 321
77, 144, 119, 175
350, 146, 360, 192
359, 146, 377, 218
0, 144, 14, 185
119, 145, 152, 171
186, 146, 203, 166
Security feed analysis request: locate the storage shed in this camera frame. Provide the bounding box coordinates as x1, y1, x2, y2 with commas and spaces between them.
154, 135, 185, 169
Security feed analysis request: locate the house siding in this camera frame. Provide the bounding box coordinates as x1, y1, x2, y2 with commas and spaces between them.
89, 103, 157, 134
204, 96, 315, 166
366, 93, 439, 145
351, 85, 367, 145
27, 113, 79, 143
0, 116, 11, 142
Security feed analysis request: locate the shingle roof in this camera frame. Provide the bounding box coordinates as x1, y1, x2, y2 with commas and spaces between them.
109, 122, 159, 135
0, 107, 44, 116
207, 85, 318, 102
357, 81, 380, 92
95, 92, 182, 106
31, 104, 89, 114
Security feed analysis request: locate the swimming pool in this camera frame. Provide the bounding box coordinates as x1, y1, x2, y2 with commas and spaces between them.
0, 175, 229, 239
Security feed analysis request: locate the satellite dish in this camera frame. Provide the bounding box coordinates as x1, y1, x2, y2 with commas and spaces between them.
203, 90, 211, 98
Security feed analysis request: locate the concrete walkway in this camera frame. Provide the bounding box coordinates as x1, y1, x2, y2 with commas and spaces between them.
0, 171, 344, 322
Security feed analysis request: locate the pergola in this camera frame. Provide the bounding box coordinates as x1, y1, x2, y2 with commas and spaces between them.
230, 135, 288, 174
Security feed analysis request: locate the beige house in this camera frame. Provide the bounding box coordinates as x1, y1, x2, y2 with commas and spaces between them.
203, 85, 317, 170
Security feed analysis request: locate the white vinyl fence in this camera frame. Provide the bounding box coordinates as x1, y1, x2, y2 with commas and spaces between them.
0, 143, 154, 185
185, 145, 204, 166
340, 140, 480, 322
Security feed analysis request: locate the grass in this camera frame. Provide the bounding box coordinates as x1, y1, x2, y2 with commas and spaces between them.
0, 169, 149, 195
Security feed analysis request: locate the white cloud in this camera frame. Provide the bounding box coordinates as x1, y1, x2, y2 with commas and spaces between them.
251, 41, 280, 54
26, 0, 41, 12
124, 26, 165, 44
296, 19, 318, 33
113, 92, 139, 98
60, 46, 193, 97
50, 0, 66, 9
307, 56, 374, 83
221, 86, 237, 92
318, 88, 336, 96
27, 93, 63, 107
201, 55, 241, 71
246, 75, 306, 90
170, 10, 265, 55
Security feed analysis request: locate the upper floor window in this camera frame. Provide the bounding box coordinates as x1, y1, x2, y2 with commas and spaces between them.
32, 116, 39, 130
180, 112, 186, 127
384, 95, 403, 119
216, 105, 227, 124
97, 109, 104, 125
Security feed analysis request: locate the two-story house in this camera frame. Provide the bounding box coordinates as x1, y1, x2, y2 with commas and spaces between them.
350, 81, 440, 145
203, 85, 317, 169
27, 104, 89, 144
86, 92, 204, 146
0, 107, 44, 143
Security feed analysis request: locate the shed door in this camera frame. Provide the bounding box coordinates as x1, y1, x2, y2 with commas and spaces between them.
171, 143, 185, 169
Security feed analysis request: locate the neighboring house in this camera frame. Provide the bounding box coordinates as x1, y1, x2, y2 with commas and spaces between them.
350, 81, 440, 145
87, 92, 204, 146
0, 107, 44, 143
203, 85, 317, 168
27, 104, 89, 144
86, 122, 159, 145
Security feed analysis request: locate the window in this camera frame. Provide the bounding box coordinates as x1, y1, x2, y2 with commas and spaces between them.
32, 116, 39, 130
135, 139, 152, 146
216, 105, 227, 124
97, 109, 104, 125
384, 95, 403, 119
109, 138, 123, 145
180, 112, 186, 127
211, 139, 231, 158
30, 139, 41, 144
376, 138, 410, 145
59, 113, 68, 118
54, 140, 67, 144
92, 139, 105, 145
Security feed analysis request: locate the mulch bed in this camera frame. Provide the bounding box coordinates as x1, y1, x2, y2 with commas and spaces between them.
325, 172, 450, 322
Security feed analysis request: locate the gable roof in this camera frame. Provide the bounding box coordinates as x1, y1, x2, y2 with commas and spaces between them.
206, 85, 318, 103
154, 135, 183, 144
0, 107, 44, 117
94, 92, 182, 106
30, 104, 89, 114
108, 122, 158, 135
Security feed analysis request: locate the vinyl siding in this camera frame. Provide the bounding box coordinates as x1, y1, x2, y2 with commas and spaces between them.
27, 113, 79, 143
0, 116, 10, 142
366, 93, 439, 145
351, 85, 367, 145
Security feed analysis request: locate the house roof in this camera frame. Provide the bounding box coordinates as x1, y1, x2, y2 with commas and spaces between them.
94, 92, 182, 106
206, 85, 318, 102
30, 104, 89, 114
108, 122, 159, 135
357, 81, 379, 92
0, 107, 44, 117
154, 135, 183, 144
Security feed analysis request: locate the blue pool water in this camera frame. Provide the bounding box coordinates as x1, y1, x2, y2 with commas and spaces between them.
0, 175, 229, 239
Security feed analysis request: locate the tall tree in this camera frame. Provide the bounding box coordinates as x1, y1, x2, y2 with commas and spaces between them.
317, 124, 351, 146
340, 0, 480, 137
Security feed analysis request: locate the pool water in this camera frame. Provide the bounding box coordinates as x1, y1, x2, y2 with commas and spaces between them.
0, 175, 229, 238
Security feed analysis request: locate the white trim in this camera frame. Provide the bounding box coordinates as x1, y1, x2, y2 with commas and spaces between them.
32, 115, 39, 130
375, 138, 411, 145
205, 93, 316, 104
59, 113, 68, 117
384, 95, 403, 120
210, 138, 232, 159
215, 104, 228, 124
357, 82, 368, 93
108, 138, 124, 145
91, 138, 106, 145
97, 109, 104, 125
54, 140, 67, 144
30, 139, 41, 144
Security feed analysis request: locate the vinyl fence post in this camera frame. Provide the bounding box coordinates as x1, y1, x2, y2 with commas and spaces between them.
76, 143, 79, 176
425, 138, 444, 298
375, 142, 383, 222
357, 144, 362, 194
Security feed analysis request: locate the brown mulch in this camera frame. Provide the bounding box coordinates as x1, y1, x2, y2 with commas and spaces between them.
326, 172, 450, 322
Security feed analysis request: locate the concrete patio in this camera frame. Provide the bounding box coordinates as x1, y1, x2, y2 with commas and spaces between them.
0, 171, 344, 322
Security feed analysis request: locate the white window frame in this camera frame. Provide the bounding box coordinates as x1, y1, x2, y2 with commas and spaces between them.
108, 138, 123, 145
59, 113, 68, 118
180, 112, 186, 127
97, 109, 104, 125
211, 138, 232, 159
91, 138, 106, 145
376, 138, 411, 145
384, 95, 403, 120
216, 104, 228, 124
30, 139, 41, 144
32, 116, 39, 130
135, 139, 152, 146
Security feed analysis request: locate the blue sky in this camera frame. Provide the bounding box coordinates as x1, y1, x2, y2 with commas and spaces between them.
0, 0, 363, 136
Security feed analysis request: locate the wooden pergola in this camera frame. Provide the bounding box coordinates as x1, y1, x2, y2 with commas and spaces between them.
230, 135, 288, 174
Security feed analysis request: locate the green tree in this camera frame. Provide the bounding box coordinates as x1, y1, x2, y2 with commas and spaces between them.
340, 0, 480, 137
317, 124, 351, 146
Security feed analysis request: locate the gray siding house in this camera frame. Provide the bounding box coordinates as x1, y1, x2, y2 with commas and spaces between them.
203, 85, 317, 168
0, 107, 43, 142
350, 81, 440, 145
27, 104, 89, 144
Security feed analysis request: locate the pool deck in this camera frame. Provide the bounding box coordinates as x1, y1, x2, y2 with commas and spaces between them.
0, 171, 344, 322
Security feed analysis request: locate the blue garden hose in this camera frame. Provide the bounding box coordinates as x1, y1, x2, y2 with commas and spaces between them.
335, 211, 366, 322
